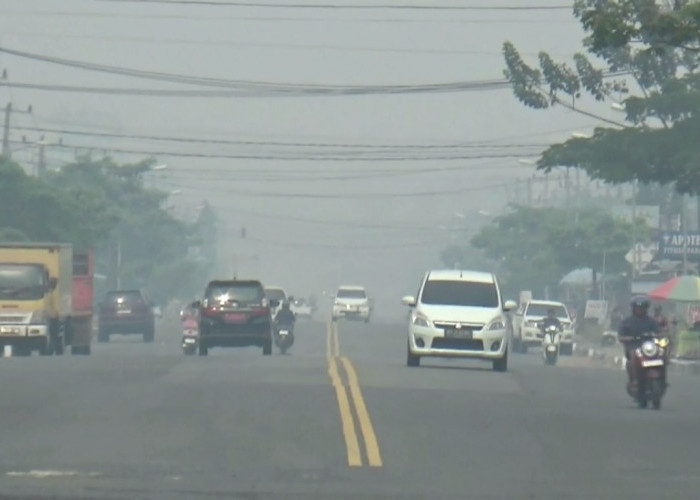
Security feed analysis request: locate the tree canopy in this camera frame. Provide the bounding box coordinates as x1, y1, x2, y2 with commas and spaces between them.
503, 0, 700, 194
0, 156, 218, 305
450, 205, 644, 297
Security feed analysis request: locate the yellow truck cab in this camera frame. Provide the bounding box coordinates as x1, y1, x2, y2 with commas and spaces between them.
0, 243, 72, 356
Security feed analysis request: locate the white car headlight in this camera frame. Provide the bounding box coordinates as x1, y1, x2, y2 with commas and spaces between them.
412, 312, 431, 328
488, 319, 505, 331
641, 340, 659, 357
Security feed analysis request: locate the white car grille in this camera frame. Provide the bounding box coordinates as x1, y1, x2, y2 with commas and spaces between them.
433, 321, 485, 331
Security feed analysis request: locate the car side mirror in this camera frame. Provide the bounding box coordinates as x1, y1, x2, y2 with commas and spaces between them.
48, 277, 58, 290
503, 300, 517, 311
191, 300, 201, 308
270, 299, 280, 308
401, 295, 416, 307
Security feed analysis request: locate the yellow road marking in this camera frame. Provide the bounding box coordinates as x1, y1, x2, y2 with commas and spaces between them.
340, 356, 383, 467
326, 322, 362, 467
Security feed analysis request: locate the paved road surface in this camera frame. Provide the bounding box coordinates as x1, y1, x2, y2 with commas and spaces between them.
0, 318, 699, 499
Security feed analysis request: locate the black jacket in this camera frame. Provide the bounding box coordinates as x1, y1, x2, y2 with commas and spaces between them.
275, 308, 296, 325
617, 315, 659, 342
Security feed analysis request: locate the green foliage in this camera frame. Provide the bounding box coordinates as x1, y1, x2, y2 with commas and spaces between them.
465, 205, 643, 296
0, 155, 218, 305
503, 0, 700, 194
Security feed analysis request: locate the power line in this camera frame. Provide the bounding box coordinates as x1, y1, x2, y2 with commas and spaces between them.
10, 124, 552, 150
0, 47, 631, 98
97, 1, 572, 11
52, 143, 544, 161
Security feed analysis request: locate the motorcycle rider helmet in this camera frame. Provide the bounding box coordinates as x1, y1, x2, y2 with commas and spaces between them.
630, 295, 650, 316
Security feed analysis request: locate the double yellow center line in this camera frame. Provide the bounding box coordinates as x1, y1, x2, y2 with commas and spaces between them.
326, 321, 383, 468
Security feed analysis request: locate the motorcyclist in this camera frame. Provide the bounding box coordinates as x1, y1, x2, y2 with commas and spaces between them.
618, 296, 660, 384
275, 300, 296, 325
539, 308, 562, 333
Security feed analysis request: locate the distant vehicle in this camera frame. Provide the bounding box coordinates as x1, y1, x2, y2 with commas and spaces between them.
264, 286, 287, 318
195, 279, 274, 356
97, 290, 156, 343
402, 270, 516, 371
512, 300, 574, 355
290, 297, 313, 319
332, 285, 371, 323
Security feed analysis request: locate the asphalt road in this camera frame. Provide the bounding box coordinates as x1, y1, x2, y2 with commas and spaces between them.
0, 318, 699, 499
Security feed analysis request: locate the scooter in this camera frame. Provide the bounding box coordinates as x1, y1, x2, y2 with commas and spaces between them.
541, 323, 562, 366
625, 335, 670, 410
274, 321, 295, 354
181, 317, 199, 356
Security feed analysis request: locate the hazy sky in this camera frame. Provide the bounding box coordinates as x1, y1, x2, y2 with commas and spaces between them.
0, 0, 624, 318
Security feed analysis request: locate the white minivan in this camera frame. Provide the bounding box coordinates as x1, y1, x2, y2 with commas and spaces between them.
402, 270, 517, 371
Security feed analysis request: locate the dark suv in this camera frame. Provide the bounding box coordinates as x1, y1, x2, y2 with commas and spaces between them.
194, 280, 274, 356
97, 290, 156, 343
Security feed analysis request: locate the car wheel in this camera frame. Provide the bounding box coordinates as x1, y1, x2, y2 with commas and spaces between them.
364, 317, 370, 324
407, 345, 420, 367
560, 343, 573, 356
97, 330, 109, 343
198, 343, 208, 356
493, 351, 508, 372
263, 340, 273, 356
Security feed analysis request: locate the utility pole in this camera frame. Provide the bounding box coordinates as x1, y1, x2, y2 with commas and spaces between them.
1, 101, 33, 161
632, 181, 639, 279
37, 136, 47, 177
682, 194, 688, 274
2, 103, 11, 159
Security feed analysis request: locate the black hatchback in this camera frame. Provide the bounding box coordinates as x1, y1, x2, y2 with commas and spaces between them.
194, 280, 275, 356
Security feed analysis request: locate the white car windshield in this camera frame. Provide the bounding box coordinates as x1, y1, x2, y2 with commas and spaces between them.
420, 280, 499, 308
526, 304, 568, 318
337, 289, 366, 299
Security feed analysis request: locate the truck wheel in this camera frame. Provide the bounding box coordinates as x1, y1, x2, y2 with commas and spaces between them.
39, 339, 51, 356
54, 337, 65, 356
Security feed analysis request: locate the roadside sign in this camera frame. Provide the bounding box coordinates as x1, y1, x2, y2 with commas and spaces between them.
625, 242, 657, 269
658, 232, 700, 261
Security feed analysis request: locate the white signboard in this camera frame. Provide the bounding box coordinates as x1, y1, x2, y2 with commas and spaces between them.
584, 300, 608, 320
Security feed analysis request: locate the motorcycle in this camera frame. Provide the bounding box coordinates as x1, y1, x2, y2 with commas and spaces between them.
274, 321, 295, 354
540, 323, 562, 366
181, 317, 199, 356
623, 334, 670, 410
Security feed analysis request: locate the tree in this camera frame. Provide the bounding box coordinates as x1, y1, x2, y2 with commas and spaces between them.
0, 159, 89, 244
503, 0, 700, 194
468, 205, 643, 297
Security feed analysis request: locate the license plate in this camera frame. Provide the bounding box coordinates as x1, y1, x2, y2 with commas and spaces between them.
445, 328, 472, 339
642, 359, 664, 367
224, 313, 246, 322
184, 338, 196, 344
279, 330, 289, 336
117, 309, 132, 315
